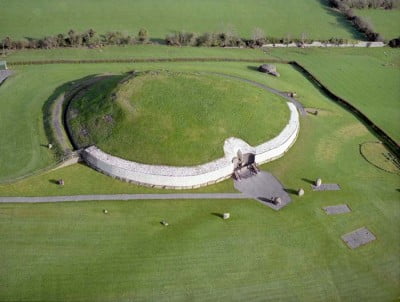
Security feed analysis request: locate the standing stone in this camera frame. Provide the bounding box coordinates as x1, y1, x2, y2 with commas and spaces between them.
58, 179, 64, 186
298, 188, 305, 196
48, 143, 53, 149
275, 197, 282, 204
316, 178, 322, 187
223, 213, 230, 220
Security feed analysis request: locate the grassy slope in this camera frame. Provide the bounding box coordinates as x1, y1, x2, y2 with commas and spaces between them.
356, 9, 400, 40
1, 71, 399, 300
70, 71, 288, 165
269, 47, 400, 142
0, 0, 360, 40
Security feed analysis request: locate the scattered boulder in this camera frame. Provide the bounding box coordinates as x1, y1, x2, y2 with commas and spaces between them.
258, 64, 280, 77
103, 209, 108, 214
161, 220, 169, 226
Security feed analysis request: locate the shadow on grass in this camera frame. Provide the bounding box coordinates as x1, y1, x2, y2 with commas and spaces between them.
284, 188, 298, 195
247, 65, 259, 72
49, 179, 59, 185
315, 0, 365, 40
211, 213, 224, 219
301, 178, 315, 185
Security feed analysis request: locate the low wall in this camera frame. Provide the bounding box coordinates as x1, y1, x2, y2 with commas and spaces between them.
262, 41, 385, 48
82, 102, 300, 189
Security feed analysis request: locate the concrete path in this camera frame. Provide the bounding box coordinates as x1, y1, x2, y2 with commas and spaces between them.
0, 193, 249, 203
234, 171, 292, 210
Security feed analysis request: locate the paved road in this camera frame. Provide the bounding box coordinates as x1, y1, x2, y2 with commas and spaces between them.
0, 193, 250, 203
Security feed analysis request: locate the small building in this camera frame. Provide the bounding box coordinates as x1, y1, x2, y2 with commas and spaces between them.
258, 64, 280, 77
0, 61, 7, 70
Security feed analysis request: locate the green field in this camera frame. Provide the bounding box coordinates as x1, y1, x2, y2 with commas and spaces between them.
0, 45, 399, 300
356, 8, 400, 40
69, 71, 288, 165
0, 0, 361, 40
1, 61, 399, 300
269, 47, 400, 142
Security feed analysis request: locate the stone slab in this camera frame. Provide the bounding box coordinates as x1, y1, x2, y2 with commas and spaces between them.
341, 227, 376, 249
312, 184, 341, 191
234, 171, 291, 210
323, 204, 351, 215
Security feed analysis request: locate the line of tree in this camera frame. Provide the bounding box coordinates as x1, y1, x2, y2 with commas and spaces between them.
165, 29, 352, 47
329, 1, 384, 41
329, 0, 399, 9
1, 28, 150, 51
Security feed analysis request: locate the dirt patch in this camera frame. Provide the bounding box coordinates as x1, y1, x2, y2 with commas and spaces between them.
316, 123, 368, 162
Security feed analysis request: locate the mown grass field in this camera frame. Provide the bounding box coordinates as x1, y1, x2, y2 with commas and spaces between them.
69, 71, 289, 165
270, 47, 400, 142
0, 0, 361, 40
0, 47, 399, 301
1, 60, 399, 300
356, 8, 400, 40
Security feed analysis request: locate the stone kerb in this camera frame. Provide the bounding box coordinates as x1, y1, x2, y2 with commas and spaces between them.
82, 102, 300, 189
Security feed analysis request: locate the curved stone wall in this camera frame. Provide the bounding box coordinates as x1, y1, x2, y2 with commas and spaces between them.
82, 102, 300, 189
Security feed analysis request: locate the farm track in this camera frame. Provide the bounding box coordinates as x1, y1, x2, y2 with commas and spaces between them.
0, 193, 249, 203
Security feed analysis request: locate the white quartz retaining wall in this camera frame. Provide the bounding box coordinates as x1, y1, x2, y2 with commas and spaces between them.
82, 102, 299, 189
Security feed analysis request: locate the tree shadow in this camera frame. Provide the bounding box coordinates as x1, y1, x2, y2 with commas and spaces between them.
315, 0, 365, 40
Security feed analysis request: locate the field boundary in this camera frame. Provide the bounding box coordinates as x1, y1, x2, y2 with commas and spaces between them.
8, 57, 288, 66
290, 61, 400, 158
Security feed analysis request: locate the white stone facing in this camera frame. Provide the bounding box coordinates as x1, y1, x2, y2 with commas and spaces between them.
82, 102, 300, 189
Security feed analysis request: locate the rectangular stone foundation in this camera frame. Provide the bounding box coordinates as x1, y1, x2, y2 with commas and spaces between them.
312, 184, 341, 191
341, 227, 376, 249
323, 204, 351, 215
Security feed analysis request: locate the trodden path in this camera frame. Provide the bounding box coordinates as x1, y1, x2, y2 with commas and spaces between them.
0, 193, 250, 203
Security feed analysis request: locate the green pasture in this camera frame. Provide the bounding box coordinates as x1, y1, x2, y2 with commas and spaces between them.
1, 69, 399, 300
356, 8, 400, 40
0, 49, 399, 300
269, 47, 400, 142
4, 45, 268, 62
69, 71, 288, 165
0, 0, 361, 40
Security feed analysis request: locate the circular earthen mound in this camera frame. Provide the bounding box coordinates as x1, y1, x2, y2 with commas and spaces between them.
67, 70, 289, 166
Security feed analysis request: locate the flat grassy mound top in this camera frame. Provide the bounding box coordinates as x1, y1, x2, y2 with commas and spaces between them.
69, 71, 289, 165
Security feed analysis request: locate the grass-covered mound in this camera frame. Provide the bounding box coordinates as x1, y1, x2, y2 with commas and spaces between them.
68, 71, 289, 165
